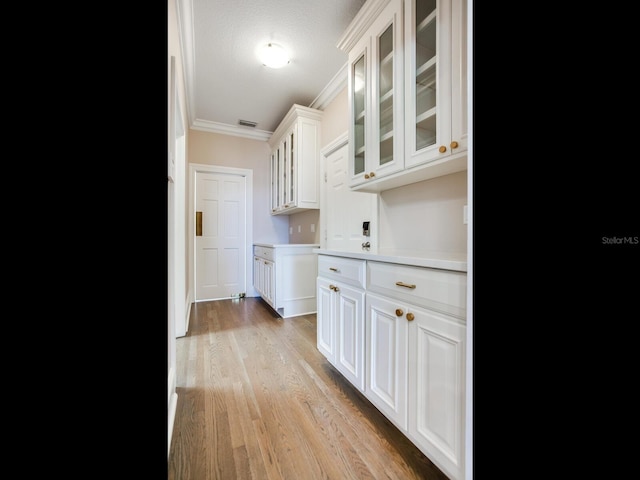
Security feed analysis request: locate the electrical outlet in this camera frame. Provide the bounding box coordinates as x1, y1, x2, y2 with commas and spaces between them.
463, 205, 468, 225
289, 226, 293, 234
310, 224, 315, 233
298, 225, 301, 233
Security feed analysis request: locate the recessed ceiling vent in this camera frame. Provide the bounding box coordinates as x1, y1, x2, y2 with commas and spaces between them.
238, 119, 258, 128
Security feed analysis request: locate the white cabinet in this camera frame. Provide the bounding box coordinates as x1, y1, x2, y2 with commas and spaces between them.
268, 105, 323, 215
338, 0, 467, 193
316, 251, 467, 480
253, 244, 319, 318
367, 259, 466, 480
341, 0, 404, 188
405, 0, 467, 169
407, 304, 465, 480
365, 291, 408, 429
316, 255, 367, 391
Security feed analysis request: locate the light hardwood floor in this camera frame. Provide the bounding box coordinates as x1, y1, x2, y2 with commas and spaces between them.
168, 298, 450, 480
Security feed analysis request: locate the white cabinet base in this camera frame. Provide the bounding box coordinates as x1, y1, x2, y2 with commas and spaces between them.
254, 244, 319, 318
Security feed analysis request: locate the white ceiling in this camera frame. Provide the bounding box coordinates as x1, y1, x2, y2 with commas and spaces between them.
178, 0, 367, 140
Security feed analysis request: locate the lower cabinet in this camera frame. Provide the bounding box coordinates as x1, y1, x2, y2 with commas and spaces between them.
317, 253, 466, 480
316, 255, 367, 391
254, 244, 319, 318
407, 304, 466, 480
317, 277, 366, 391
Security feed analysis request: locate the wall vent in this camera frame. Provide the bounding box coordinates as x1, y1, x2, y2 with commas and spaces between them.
238, 119, 258, 128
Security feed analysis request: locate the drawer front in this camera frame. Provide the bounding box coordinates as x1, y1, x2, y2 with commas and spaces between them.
367, 261, 466, 319
317, 255, 366, 289
254, 246, 274, 261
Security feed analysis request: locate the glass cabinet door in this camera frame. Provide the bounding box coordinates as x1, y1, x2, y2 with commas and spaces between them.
270, 151, 277, 212
352, 52, 366, 180
378, 23, 395, 167
414, 0, 438, 152
406, 0, 455, 169
287, 129, 295, 208
371, 0, 403, 178
281, 138, 288, 208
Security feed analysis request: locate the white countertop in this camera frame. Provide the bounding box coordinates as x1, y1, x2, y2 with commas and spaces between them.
254, 243, 320, 248
313, 248, 467, 272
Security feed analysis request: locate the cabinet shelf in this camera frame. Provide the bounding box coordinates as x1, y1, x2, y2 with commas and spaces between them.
416, 106, 436, 125
416, 57, 436, 84
417, 10, 437, 34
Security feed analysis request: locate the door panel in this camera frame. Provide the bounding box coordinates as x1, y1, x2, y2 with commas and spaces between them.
196, 171, 246, 300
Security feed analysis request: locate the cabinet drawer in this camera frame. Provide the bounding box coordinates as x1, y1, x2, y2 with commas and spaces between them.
367, 261, 466, 319
254, 246, 274, 261
317, 255, 366, 289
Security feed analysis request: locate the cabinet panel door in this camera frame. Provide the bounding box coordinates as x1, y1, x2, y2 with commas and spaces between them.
405, 0, 453, 168
370, 0, 404, 179
366, 292, 408, 430
336, 284, 366, 392
263, 260, 275, 306
316, 277, 335, 363
347, 35, 370, 187
408, 305, 465, 480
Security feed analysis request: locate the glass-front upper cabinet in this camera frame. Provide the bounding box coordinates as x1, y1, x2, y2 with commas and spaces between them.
346, 0, 403, 188
268, 104, 322, 215
405, 0, 467, 169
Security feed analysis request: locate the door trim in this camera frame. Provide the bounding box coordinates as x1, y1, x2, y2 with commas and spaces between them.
189, 163, 253, 305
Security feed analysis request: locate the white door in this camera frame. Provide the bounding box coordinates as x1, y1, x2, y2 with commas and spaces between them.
195, 171, 246, 301
324, 139, 378, 252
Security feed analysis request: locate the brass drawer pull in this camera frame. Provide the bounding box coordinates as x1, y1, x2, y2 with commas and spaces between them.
395, 281, 416, 289
329, 267, 339, 272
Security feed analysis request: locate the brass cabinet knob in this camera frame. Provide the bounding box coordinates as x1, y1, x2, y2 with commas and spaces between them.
450, 141, 459, 149
395, 309, 403, 317
329, 285, 336, 291
406, 312, 415, 321
334, 286, 339, 292
439, 146, 447, 153
364, 173, 370, 179
369, 172, 375, 177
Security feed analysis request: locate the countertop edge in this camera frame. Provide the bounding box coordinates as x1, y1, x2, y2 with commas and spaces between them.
312, 248, 467, 272
254, 243, 320, 248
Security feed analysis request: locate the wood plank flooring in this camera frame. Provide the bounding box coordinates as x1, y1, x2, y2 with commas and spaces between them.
168, 297, 450, 480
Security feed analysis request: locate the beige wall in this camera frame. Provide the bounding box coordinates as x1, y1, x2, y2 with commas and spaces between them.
287, 209, 320, 244
320, 86, 348, 150
188, 130, 290, 244
378, 170, 467, 255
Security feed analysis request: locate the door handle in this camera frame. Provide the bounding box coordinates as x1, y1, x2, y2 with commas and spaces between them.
196, 211, 202, 236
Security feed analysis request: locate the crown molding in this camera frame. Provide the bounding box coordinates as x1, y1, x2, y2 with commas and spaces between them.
336, 0, 390, 53
191, 119, 273, 141
309, 63, 348, 111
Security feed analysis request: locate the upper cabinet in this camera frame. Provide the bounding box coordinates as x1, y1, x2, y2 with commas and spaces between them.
268, 104, 323, 215
344, 0, 404, 188
338, 0, 467, 193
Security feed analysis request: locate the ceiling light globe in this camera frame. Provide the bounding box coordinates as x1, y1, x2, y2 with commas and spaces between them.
260, 43, 290, 68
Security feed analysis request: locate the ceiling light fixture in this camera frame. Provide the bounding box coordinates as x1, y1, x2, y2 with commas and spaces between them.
259, 43, 290, 68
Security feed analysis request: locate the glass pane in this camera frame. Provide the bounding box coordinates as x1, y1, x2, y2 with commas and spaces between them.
353, 53, 365, 175
415, 0, 437, 150
283, 140, 287, 204
379, 23, 393, 166
289, 131, 294, 203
